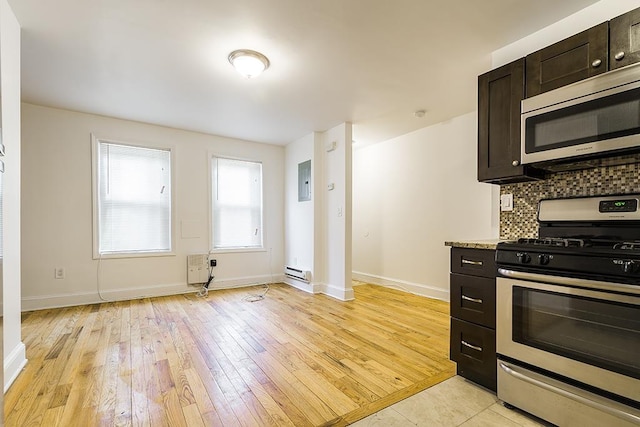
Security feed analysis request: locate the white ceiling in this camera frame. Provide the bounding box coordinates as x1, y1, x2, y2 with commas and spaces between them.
10, 0, 599, 146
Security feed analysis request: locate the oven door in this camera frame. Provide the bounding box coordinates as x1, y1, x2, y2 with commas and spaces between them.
496, 272, 640, 403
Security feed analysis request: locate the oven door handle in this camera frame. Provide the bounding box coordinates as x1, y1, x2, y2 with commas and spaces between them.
498, 268, 640, 295
499, 362, 640, 424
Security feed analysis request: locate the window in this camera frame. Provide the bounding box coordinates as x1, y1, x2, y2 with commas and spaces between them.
211, 156, 263, 250
93, 138, 172, 256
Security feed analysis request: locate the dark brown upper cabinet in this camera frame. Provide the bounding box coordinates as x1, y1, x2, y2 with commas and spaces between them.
526, 22, 609, 98
477, 7, 640, 184
477, 59, 544, 183
610, 7, 640, 69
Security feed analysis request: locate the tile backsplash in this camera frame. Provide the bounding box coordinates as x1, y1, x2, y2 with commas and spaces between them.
500, 163, 640, 239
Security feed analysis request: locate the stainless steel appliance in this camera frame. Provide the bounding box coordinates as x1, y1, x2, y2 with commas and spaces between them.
495, 194, 640, 427
521, 63, 640, 171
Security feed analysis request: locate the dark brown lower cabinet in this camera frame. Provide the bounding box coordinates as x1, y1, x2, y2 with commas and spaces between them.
450, 318, 497, 391
449, 247, 497, 391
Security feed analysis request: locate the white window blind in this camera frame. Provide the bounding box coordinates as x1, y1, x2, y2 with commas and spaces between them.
97, 141, 172, 255
212, 157, 263, 249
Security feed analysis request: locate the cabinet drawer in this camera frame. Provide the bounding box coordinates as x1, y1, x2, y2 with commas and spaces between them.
450, 248, 496, 278
450, 273, 496, 328
450, 318, 497, 391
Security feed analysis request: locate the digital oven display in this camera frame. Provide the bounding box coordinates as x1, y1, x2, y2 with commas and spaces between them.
599, 199, 638, 213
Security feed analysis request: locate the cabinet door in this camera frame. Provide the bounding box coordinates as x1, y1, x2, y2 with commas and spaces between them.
450, 318, 497, 391
610, 7, 640, 70
478, 59, 543, 183
526, 22, 608, 97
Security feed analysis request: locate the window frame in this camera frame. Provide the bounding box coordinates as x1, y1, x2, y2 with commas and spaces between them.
209, 154, 265, 254
91, 134, 176, 259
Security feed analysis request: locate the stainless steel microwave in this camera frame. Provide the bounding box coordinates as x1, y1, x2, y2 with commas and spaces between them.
521, 62, 640, 167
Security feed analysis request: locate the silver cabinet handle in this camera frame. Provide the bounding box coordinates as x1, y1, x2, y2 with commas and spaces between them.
461, 259, 483, 266
462, 295, 483, 304
461, 340, 482, 352
512, 160, 520, 166
591, 59, 602, 68
614, 51, 625, 61
499, 362, 640, 424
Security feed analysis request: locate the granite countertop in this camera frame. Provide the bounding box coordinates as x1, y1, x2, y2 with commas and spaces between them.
444, 239, 509, 250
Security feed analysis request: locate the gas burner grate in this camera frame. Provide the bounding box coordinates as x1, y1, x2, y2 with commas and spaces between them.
613, 241, 640, 250
517, 237, 586, 247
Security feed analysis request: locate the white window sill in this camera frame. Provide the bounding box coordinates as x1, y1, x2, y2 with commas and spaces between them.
93, 251, 176, 260
210, 247, 266, 254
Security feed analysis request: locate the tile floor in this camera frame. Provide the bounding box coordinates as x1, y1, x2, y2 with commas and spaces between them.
351, 376, 553, 426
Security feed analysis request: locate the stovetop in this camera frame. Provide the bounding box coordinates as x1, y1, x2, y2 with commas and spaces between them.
496, 194, 640, 284
496, 238, 640, 284
503, 237, 640, 253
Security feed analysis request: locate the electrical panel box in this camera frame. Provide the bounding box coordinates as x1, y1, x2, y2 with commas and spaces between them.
187, 254, 209, 284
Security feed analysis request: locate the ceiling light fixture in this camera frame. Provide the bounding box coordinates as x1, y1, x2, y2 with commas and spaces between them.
228, 49, 270, 78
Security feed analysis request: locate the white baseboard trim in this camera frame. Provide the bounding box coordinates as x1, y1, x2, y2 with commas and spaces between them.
283, 277, 321, 294
209, 274, 284, 290
5, 341, 27, 392
352, 271, 449, 302
22, 283, 197, 311
320, 282, 355, 301
282, 278, 354, 301
22, 274, 286, 312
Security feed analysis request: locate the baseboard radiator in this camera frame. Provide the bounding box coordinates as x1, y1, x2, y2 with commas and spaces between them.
284, 266, 311, 282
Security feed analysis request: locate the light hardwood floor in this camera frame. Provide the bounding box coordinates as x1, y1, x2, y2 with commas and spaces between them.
5, 283, 455, 426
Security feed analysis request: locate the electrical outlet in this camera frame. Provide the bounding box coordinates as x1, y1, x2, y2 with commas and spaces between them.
55, 268, 65, 279
210, 259, 217, 267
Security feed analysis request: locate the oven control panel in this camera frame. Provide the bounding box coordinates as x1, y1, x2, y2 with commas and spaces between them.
612, 259, 639, 274
599, 198, 638, 213
539, 194, 640, 221
514, 252, 553, 266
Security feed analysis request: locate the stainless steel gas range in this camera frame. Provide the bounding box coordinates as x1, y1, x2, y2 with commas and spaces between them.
495, 194, 640, 427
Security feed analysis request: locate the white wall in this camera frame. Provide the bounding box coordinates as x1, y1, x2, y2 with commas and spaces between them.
352, 112, 494, 300
284, 133, 315, 275
21, 103, 285, 310
283, 123, 353, 300
1, 0, 26, 390
320, 123, 353, 300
